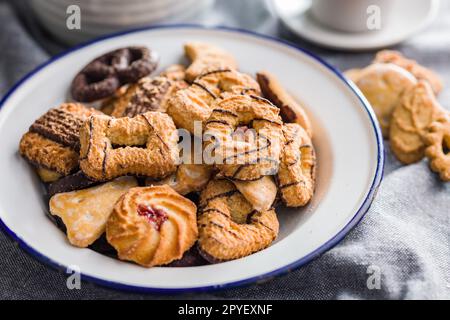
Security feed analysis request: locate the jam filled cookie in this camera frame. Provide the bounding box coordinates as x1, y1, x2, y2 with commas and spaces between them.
390, 81, 445, 164
167, 69, 260, 134
184, 42, 238, 82
109, 76, 186, 118
198, 179, 279, 262
19, 103, 101, 182
79, 112, 179, 181
257, 71, 312, 137
106, 185, 198, 267
346, 63, 417, 137
71, 47, 158, 102
49, 176, 137, 247
374, 50, 443, 95
278, 123, 316, 207
204, 94, 283, 181
424, 113, 450, 181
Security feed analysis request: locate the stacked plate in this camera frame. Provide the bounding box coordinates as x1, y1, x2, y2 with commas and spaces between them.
31, 0, 214, 45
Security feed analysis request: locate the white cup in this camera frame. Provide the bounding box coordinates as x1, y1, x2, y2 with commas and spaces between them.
311, 0, 395, 33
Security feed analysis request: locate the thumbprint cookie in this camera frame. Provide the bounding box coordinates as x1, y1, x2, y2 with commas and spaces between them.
106, 185, 198, 267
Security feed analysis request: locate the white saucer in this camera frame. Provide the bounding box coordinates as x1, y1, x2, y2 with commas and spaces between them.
269, 0, 440, 51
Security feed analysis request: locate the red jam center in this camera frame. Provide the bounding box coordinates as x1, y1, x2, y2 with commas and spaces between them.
137, 204, 168, 231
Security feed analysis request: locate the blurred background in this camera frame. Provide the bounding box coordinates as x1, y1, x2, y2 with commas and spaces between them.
5, 0, 449, 103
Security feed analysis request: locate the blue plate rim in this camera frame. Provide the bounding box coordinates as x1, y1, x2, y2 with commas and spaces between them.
0, 24, 384, 294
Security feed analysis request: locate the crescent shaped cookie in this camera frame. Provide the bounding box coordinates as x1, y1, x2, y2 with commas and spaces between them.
233, 176, 277, 212
106, 185, 198, 267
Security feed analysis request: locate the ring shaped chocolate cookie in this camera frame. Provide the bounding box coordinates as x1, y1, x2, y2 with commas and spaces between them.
278, 123, 316, 207
79, 112, 179, 181
71, 47, 158, 102
198, 179, 279, 262
203, 94, 283, 181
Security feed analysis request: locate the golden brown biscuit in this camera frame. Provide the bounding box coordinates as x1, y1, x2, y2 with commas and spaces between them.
424, 113, 450, 181
350, 63, 417, 137
184, 42, 238, 82
390, 81, 445, 164
106, 185, 198, 267
79, 112, 179, 181
159, 64, 186, 81
344, 68, 363, 82
374, 50, 443, 95
204, 94, 283, 181
109, 76, 186, 118
167, 69, 260, 133
198, 179, 279, 262
49, 176, 138, 248
233, 176, 277, 212
278, 123, 316, 207
256, 71, 313, 137
19, 103, 101, 182
147, 163, 213, 195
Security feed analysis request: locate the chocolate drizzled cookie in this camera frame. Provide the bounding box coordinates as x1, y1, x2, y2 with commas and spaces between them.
30, 108, 85, 151
110, 76, 184, 118
19, 103, 101, 182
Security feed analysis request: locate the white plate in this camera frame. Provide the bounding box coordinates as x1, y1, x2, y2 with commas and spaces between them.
0, 26, 383, 293
269, 0, 440, 51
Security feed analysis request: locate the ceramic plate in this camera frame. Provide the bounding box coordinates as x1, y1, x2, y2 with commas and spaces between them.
0, 26, 383, 293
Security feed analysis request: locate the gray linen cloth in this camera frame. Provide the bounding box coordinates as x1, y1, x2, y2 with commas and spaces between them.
0, 0, 449, 299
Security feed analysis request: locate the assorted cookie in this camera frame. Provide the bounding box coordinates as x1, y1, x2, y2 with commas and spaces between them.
49, 176, 138, 247
106, 185, 198, 267
345, 63, 417, 137
167, 68, 260, 134
71, 46, 158, 102
346, 51, 449, 181
424, 113, 450, 181
19, 43, 318, 268
198, 179, 279, 262
19, 103, 101, 182
390, 81, 445, 164
257, 71, 313, 137
79, 112, 179, 181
